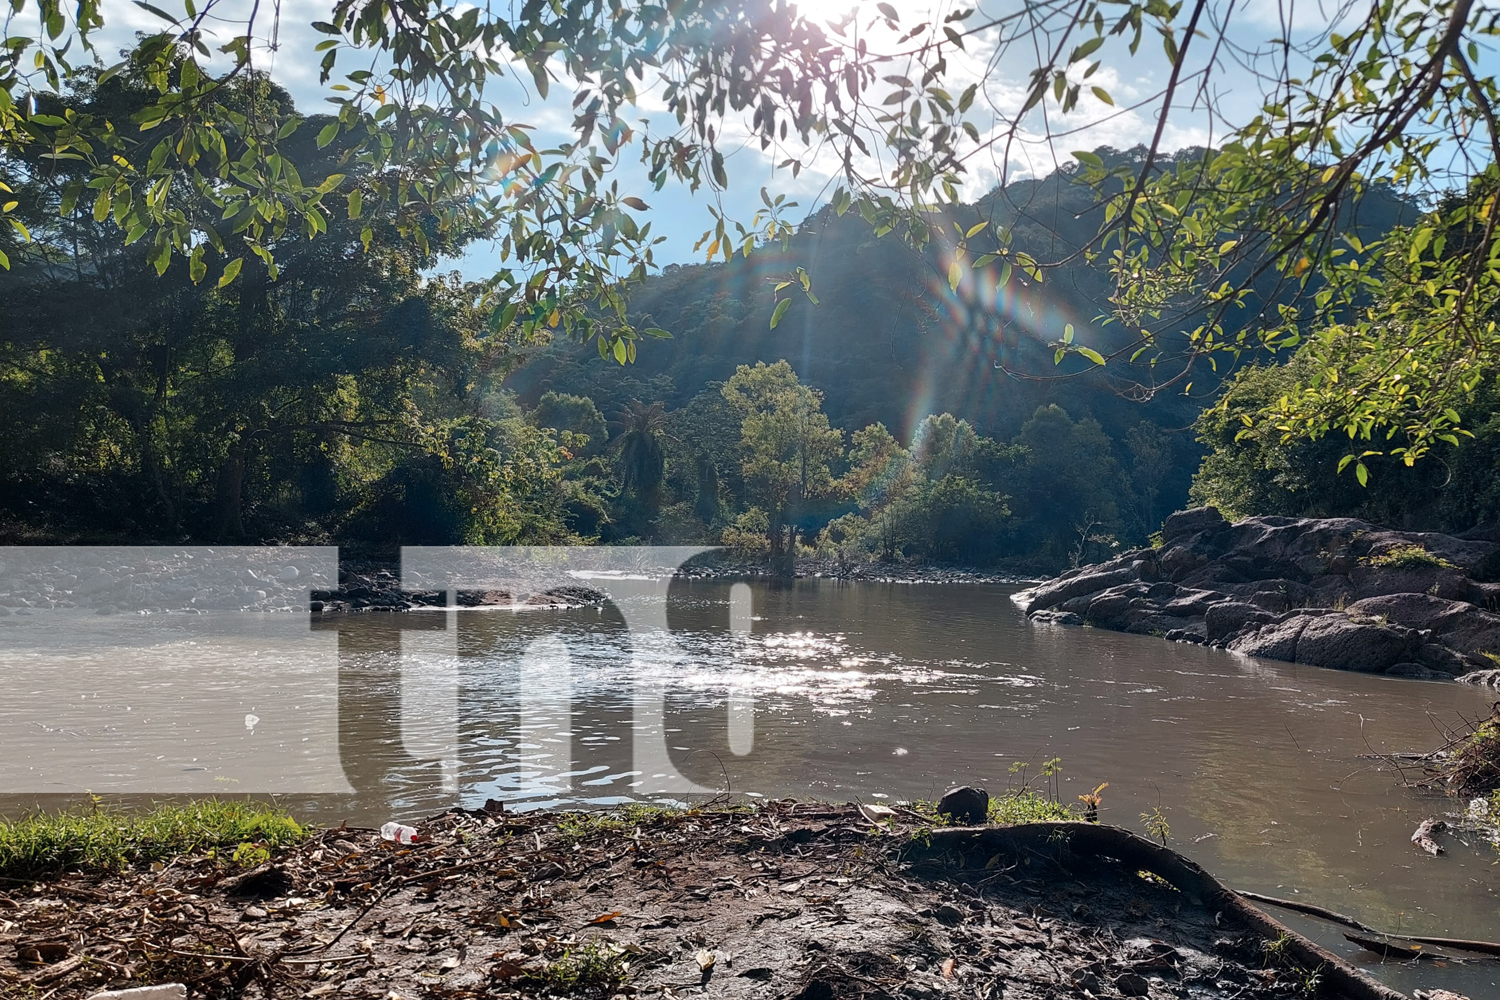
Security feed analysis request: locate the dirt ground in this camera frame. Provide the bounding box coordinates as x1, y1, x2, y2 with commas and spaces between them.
1, 802, 1365, 999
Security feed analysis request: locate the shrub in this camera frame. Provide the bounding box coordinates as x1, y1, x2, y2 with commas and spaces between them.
1363, 544, 1457, 570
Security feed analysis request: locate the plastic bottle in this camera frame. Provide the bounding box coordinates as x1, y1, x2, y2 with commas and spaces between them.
380, 821, 422, 844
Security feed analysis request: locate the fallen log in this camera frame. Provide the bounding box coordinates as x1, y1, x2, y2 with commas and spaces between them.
1235, 890, 1381, 935
1237, 889, 1500, 958
1344, 933, 1438, 961
920, 823, 1406, 1000
1411, 818, 1447, 856
1400, 933, 1500, 958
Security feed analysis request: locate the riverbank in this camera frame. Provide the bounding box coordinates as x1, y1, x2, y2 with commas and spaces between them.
0, 799, 1431, 1000
1016, 507, 1500, 686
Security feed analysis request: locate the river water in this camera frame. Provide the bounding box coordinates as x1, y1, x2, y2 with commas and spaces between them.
2, 578, 1498, 995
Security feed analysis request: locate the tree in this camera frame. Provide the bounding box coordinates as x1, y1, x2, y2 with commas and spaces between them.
1008, 405, 1124, 568
1124, 422, 1176, 538
722, 361, 843, 575
6, 0, 1500, 483
611, 398, 668, 536
531, 391, 608, 457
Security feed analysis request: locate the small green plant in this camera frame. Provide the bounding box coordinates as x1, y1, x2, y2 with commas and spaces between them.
1140, 807, 1171, 845
555, 803, 686, 838
1363, 544, 1457, 570
522, 940, 633, 992
0, 800, 306, 880
232, 841, 271, 867
987, 789, 1074, 825
1077, 782, 1108, 822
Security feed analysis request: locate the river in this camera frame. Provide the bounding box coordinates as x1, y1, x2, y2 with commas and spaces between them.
2, 578, 1497, 995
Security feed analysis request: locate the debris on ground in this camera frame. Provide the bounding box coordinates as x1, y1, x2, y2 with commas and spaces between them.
0, 801, 1409, 999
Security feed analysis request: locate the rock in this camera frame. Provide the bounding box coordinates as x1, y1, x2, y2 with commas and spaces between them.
1019, 510, 1500, 681
1113, 971, 1151, 997
1028, 609, 1082, 626
937, 785, 989, 825
1349, 564, 1470, 601
1414, 990, 1473, 1000
1020, 566, 1138, 614
933, 902, 965, 925
1291, 614, 1422, 672
86, 987, 188, 1000
278, 565, 300, 581
75, 571, 113, 596
1161, 506, 1225, 543
1417, 643, 1471, 675
1227, 616, 1310, 662
1346, 593, 1475, 631
1157, 544, 1205, 581
1204, 602, 1275, 643
1227, 612, 1422, 672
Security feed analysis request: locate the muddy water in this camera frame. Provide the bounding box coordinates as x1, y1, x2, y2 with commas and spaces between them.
3, 578, 1498, 995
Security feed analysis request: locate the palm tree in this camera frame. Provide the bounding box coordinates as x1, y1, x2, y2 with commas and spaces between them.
613, 399, 667, 504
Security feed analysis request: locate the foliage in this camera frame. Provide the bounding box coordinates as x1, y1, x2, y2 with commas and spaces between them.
520, 941, 634, 995
0, 800, 306, 880
1363, 545, 1458, 571
1193, 351, 1500, 529
2, 0, 1497, 479
1139, 807, 1171, 846
531, 392, 607, 458
986, 789, 1075, 826
722, 361, 843, 573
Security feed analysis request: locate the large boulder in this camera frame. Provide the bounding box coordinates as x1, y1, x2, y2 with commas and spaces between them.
1020, 565, 1139, 613
1345, 593, 1475, 632
1348, 564, 1470, 601
1227, 616, 1309, 662
1204, 602, 1276, 643
1161, 507, 1226, 544
1229, 612, 1423, 673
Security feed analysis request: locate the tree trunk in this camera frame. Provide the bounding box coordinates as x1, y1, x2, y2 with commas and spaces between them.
212, 443, 248, 541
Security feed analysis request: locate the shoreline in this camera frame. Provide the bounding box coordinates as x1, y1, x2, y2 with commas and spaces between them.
0, 799, 1419, 1000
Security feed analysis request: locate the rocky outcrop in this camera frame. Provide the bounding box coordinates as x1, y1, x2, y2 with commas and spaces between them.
1014, 507, 1500, 681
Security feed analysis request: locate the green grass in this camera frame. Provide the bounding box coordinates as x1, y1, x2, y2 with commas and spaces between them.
0, 800, 308, 880
1363, 544, 1457, 570
554, 802, 687, 838
907, 789, 1077, 826
987, 789, 1076, 824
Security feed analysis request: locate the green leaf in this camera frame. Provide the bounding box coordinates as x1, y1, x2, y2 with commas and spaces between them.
948, 260, 962, 291
317, 122, 339, 147
643, 327, 672, 338
1090, 86, 1114, 106
347, 189, 362, 219
1063, 323, 1075, 344
1077, 346, 1105, 365
770, 297, 792, 329
1072, 150, 1103, 168
876, 2, 898, 20
1355, 462, 1369, 487
218, 257, 243, 287
964, 221, 986, 238
612, 337, 628, 363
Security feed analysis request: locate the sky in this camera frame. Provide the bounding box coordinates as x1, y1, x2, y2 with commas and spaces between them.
66, 0, 1416, 281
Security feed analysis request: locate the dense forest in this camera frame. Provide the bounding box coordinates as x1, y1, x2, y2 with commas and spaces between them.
2, 74, 1496, 572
